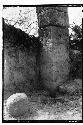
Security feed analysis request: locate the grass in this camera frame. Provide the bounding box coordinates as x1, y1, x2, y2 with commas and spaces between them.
3, 79, 82, 120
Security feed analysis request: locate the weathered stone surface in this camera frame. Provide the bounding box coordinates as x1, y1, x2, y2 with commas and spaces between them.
37, 7, 69, 27
36, 7, 68, 13
6, 93, 30, 117
4, 23, 40, 100
39, 26, 69, 45
4, 47, 37, 99
4, 48, 36, 84
40, 44, 69, 92
59, 79, 82, 95
37, 7, 69, 95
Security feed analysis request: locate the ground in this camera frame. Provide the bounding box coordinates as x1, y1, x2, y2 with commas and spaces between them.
3, 79, 82, 120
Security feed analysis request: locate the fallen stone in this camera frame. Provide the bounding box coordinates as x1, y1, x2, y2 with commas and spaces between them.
6, 93, 31, 118
59, 79, 82, 95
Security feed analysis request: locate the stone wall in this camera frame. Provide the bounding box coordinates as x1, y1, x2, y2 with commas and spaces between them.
3, 6, 70, 99
3, 22, 40, 100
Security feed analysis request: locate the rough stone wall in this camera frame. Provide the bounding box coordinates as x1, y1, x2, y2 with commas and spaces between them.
3, 23, 40, 100
36, 7, 70, 95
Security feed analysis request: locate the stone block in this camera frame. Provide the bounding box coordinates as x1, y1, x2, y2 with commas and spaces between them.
36, 7, 68, 14
6, 93, 31, 118
37, 8, 69, 27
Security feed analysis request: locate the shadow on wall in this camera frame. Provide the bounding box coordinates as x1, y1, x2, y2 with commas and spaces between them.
3, 18, 43, 100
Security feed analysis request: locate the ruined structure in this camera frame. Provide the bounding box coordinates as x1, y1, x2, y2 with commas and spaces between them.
3, 22, 41, 100
3, 7, 70, 99
36, 7, 70, 95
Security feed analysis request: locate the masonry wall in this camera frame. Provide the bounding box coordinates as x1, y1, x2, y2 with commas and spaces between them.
3, 22, 40, 100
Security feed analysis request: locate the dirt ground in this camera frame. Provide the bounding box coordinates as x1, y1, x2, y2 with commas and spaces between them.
3, 79, 82, 120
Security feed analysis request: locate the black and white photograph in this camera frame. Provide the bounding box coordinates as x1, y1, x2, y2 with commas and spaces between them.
2, 4, 82, 123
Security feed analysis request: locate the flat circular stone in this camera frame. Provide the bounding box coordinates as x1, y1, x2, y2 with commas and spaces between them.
6, 93, 30, 118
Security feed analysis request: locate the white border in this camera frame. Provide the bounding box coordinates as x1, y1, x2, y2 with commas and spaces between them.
0, 0, 82, 125
1, 0, 83, 5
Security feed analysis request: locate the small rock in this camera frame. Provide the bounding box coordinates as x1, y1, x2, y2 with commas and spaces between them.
6, 93, 31, 118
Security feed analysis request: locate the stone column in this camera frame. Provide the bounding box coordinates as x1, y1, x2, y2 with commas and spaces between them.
36, 7, 70, 95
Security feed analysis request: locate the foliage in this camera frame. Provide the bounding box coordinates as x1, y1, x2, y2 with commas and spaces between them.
69, 24, 82, 51
69, 24, 82, 79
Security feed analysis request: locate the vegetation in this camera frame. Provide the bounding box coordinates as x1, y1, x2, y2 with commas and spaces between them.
69, 24, 82, 79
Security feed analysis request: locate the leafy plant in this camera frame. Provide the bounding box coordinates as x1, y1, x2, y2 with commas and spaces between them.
69, 24, 82, 79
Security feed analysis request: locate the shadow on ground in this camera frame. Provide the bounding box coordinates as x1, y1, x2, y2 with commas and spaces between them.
3, 79, 82, 120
